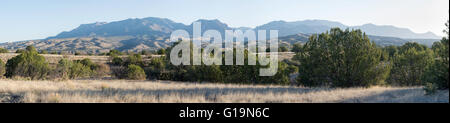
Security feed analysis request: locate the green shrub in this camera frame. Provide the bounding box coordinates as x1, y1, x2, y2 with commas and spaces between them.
69, 61, 91, 79
145, 57, 166, 80
0, 60, 5, 78
127, 64, 146, 80
0, 48, 8, 53
424, 83, 438, 95
56, 59, 73, 80
125, 54, 144, 66
108, 49, 123, 57
258, 62, 292, 85
6, 46, 50, 80
80, 58, 98, 70
55, 58, 109, 80
112, 57, 123, 66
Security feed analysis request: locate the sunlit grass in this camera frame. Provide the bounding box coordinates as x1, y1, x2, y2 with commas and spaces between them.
0, 79, 448, 103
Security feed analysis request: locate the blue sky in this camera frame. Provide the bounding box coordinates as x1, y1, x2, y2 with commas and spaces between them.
0, 0, 448, 42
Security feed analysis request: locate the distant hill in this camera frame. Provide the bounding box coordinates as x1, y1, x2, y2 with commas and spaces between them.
0, 17, 441, 52
352, 24, 440, 39
256, 20, 441, 39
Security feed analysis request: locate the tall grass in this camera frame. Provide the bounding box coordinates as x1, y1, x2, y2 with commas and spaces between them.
0, 80, 448, 103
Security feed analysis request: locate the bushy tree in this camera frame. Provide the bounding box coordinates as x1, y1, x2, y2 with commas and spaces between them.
423, 20, 449, 89
127, 64, 146, 80
294, 28, 390, 87
6, 46, 50, 80
388, 46, 434, 86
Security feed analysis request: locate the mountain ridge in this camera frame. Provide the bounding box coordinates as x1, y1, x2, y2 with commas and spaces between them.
49, 17, 441, 40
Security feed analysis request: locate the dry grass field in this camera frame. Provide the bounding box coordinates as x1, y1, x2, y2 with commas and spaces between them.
0, 79, 448, 103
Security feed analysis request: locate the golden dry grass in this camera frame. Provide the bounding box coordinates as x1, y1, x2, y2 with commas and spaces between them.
0, 79, 448, 103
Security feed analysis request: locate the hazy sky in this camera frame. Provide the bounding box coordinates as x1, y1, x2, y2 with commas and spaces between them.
0, 0, 448, 42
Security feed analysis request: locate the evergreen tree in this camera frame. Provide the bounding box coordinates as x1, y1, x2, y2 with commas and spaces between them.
423, 20, 449, 89
5, 46, 50, 80
388, 46, 434, 86
295, 28, 390, 87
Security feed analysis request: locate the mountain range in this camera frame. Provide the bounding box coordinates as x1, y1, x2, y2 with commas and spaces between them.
0, 17, 441, 53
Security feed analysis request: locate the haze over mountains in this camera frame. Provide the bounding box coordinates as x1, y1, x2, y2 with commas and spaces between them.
49, 17, 440, 39
1, 17, 441, 53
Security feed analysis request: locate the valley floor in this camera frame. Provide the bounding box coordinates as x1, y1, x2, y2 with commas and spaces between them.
0, 79, 448, 103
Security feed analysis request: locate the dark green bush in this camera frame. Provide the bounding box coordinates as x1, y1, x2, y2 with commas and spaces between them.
127, 64, 146, 80
6, 46, 50, 80
291, 43, 303, 53
294, 28, 390, 87
145, 57, 166, 80
112, 57, 123, 66
80, 58, 98, 70
388, 45, 434, 86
